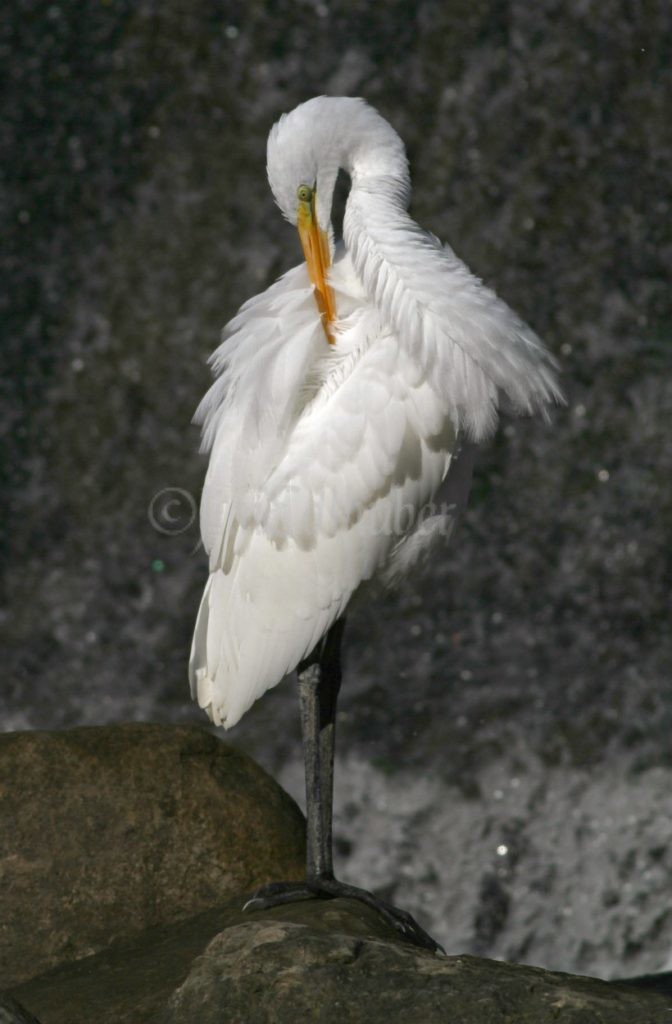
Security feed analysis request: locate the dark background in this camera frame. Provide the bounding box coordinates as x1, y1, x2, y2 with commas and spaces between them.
2, 0, 671, 976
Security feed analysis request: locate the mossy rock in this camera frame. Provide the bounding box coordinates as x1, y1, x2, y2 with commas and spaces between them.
0, 723, 305, 987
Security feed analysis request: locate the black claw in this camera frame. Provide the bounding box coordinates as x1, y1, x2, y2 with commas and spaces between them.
252, 876, 442, 953
318, 878, 442, 951
243, 881, 317, 912
243, 878, 443, 954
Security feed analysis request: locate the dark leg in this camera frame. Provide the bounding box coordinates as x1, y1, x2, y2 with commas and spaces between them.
302, 615, 345, 880
244, 618, 443, 953
243, 619, 344, 909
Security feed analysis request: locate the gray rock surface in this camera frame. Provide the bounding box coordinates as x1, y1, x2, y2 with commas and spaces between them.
9, 899, 672, 1024
0, 724, 305, 987
8, 897, 400, 1024
165, 913, 672, 1024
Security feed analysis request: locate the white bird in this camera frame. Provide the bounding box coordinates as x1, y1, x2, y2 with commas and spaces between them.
189, 96, 561, 950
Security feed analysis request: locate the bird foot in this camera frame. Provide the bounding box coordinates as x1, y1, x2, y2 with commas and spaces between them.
243, 877, 444, 954
243, 881, 316, 911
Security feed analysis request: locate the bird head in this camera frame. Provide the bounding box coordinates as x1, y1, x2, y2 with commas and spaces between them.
268, 96, 352, 229
266, 96, 408, 343
267, 96, 357, 342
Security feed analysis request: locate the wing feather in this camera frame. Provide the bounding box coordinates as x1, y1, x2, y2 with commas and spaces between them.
190, 206, 560, 727
345, 191, 562, 439
190, 254, 457, 727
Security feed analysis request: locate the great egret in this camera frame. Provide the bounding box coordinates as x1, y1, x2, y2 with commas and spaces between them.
189, 96, 561, 951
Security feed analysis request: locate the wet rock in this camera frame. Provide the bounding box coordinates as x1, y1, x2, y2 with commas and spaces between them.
0, 724, 305, 987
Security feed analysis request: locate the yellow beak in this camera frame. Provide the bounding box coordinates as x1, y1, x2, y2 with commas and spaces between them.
297, 192, 336, 344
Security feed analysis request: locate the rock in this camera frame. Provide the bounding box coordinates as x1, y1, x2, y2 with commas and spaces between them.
7, 897, 401, 1024
10, 898, 671, 1024
0, 995, 42, 1024
0, 724, 305, 987
162, 904, 672, 1024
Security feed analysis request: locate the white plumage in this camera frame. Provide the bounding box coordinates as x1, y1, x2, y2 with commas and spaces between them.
189, 97, 561, 729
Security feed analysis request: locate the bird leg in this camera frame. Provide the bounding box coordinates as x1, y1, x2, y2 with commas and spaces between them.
243, 619, 343, 910
302, 614, 345, 880
244, 618, 443, 953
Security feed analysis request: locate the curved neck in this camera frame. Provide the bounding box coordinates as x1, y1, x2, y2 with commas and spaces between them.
343, 173, 427, 333
342, 127, 411, 211
317, 106, 411, 236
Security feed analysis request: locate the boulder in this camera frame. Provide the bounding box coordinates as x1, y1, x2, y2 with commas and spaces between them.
0, 724, 305, 987
164, 910, 672, 1024
4, 725, 670, 1023
7, 896, 399, 1024
8, 899, 672, 1024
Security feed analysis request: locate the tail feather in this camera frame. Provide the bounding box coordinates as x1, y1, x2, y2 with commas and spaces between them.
188, 528, 346, 728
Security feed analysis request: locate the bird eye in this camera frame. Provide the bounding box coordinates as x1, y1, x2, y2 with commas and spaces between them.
297, 184, 313, 203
